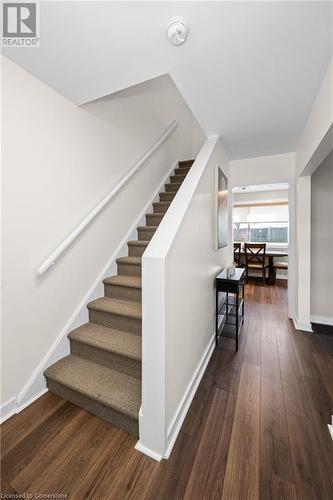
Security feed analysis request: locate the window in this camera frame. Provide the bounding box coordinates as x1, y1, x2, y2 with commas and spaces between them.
233, 203, 289, 244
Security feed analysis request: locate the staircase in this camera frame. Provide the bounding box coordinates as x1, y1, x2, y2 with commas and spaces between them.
44, 159, 195, 436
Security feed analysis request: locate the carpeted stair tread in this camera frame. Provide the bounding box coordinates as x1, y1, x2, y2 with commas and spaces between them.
165, 183, 182, 192
127, 240, 149, 247
87, 297, 142, 319
116, 256, 142, 265
45, 355, 140, 420
146, 212, 165, 218
160, 192, 176, 202
153, 201, 170, 208
103, 275, 141, 289
145, 213, 164, 226
137, 226, 157, 232
170, 174, 186, 183
127, 241, 149, 258
165, 182, 182, 187
68, 323, 141, 361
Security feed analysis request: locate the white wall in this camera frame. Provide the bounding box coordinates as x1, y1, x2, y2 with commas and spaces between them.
1, 56, 205, 407
230, 152, 295, 186
233, 189, 289, 204
293, 58, 333, 331
311, 152, 333, 324
296, 59, 333, 177
138, 137, 230, 460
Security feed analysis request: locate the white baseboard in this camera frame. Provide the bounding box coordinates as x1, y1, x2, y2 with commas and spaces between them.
134, 441, 163, 461
0, 398, 16, 424
15, 160, 179, 411
310, 315, 333, 326
1, 389, 48, 424
293, 316, 313, 333
164, 334, 215, 459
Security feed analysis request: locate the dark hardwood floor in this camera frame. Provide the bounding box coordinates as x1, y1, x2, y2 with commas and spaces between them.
1, 282, 333, 499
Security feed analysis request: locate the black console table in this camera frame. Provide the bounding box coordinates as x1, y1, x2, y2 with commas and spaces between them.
216, 267, 245, 351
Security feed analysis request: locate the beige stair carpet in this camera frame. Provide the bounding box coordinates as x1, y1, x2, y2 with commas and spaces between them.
44, 159, 195, 436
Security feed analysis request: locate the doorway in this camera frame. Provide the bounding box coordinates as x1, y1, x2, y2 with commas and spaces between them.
231, 181, 295, 316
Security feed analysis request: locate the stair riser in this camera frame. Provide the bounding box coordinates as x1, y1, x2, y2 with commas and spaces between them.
70, 340, 141, 379
170, 175, 186, 183
165, 183, 181, 192
46, 379, 139, 436
159, 192, 176, 202
145, 214, 164, 226
174, 167, 190, 176
128, 244, 147, 257
117, 262, 141, 277
104, 283, 141, 302
138, 228, 155, 240
89, 309, 141, 335
153, 203, 170, 214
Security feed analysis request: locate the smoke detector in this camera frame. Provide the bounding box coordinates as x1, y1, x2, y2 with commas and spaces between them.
167, 18, 189, 46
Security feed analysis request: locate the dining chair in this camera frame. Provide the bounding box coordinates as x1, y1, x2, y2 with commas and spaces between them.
233, 242, 242, 267
244, 243, 267, 284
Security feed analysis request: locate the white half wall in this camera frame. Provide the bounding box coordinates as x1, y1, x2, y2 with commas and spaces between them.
311, 152, 333, 324
138, 136, 230, 460
1, 55, 205, 412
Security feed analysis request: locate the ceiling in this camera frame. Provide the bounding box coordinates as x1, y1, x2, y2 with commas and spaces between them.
4, 1, 332, 159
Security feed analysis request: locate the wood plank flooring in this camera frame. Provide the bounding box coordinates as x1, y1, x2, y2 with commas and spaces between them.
1, 282, 333, 499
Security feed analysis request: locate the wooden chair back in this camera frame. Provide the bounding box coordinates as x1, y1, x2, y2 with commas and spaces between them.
233, 242, 242, 266
244, 243, 266, 268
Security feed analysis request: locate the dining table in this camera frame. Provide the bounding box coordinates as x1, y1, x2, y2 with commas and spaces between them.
239, 249, 288, 285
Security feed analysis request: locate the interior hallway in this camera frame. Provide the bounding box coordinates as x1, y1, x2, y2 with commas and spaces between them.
1, 282, 333, 499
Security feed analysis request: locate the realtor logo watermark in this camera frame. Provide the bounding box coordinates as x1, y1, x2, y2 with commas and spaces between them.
2, 2, 40, 46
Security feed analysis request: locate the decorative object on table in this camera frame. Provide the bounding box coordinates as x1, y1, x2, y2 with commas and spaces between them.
227, 264, 235, 278
244, 242, 267, 284
216, 166, 228, 248
216, 267, 245, 352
